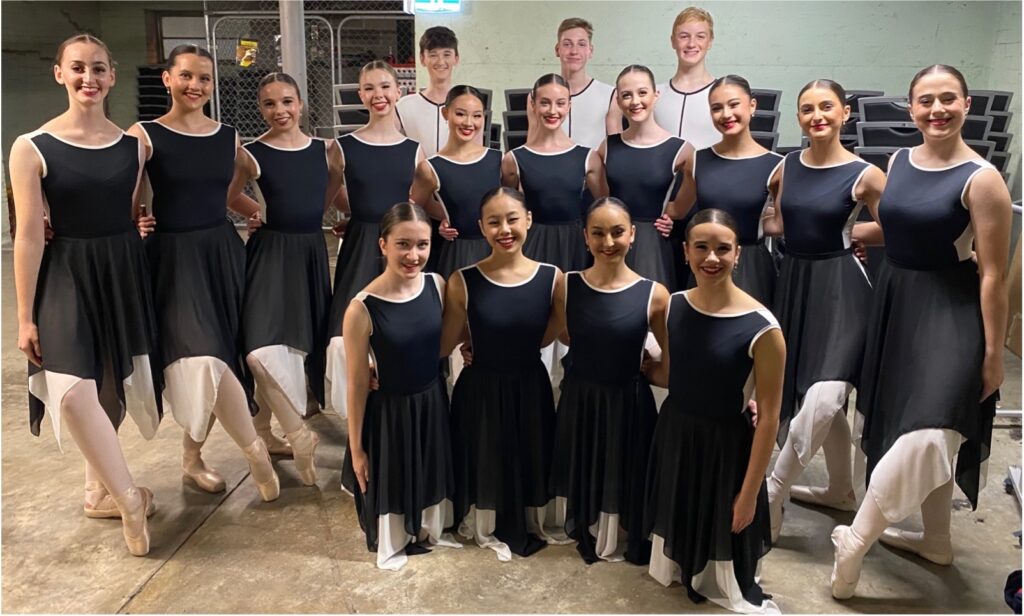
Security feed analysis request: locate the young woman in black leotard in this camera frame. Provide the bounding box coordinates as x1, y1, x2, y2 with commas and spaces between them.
12, 34, 159, 555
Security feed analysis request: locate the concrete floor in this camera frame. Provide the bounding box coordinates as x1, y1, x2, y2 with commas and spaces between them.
2, 247, 1022, 614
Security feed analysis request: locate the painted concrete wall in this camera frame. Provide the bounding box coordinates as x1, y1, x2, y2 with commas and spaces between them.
416, 1, 1020, 182
987, 0, 1021, 199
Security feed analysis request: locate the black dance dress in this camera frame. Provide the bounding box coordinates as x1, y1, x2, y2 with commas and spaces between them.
512, 145, 590, 271
428, 149, 503, 279
550, 273, 657, 564
340, 273, 457, 570
241, 138, 332, 415
645, 291, 779, 612
139, 121, 248, 440
859, 147, 998, 510
24, 131, 162, 446
686, 148, 784, 305
773, 151, 873, 441
604, 134, 686, 290
451, 263, 558, 559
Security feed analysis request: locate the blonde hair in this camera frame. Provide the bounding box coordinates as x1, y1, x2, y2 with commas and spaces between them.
359, 60, 399, 84
55, 33, 114, 67
672, 6, 715, 39
557, 18, 594, 42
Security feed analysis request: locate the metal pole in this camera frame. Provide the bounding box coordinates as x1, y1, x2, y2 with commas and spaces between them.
279, 0, 309, 129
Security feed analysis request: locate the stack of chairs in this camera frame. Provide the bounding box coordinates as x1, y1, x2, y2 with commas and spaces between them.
750, 88, 782, 153
502, 88, 531, 151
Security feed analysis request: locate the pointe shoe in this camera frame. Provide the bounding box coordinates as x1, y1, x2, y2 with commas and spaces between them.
84, 481, 156, 519
257, 426, 293, 457
242, 438, 281, 502
830, 525, 866, 600
879, 528, 953, 565
182, 449, 226, 493
790, 485, 858, 512
113, 487, 151, 557
286, 426, 320, 486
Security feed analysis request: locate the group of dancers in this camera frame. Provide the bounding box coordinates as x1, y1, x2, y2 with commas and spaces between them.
10, 5, 1013, 614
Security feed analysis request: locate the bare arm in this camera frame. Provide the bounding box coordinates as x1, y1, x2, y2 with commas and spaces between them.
227, 140, 260, 217
851, 165, 886, 247
966, 169, 1012, 401
342, 299, 373, 493
10, 138, 47, 366
323, 139, 345, 213
440, 271, 469, 357
646, 286, 671, 388
501, 151, 521, 189
541, 269, 567, 347
584, 148, 609, 199
411, 160, 445, 222
761, 164, 784, 237
733, 328, 785, 532
605, 96, 623, 137
666, 147, 697, 219
332, 143, 350, 214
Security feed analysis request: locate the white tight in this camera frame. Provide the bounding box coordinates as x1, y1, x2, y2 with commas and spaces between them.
63, 380, 134, 497
246, 358, 304, 434
185, 371, 260, 451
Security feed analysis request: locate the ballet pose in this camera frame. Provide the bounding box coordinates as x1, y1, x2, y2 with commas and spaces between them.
128, 44, 279, 501
410, 85, 502, 279
341, 203, 460, 570
663, 75, 783, 305
830, 65, 1011, 599
231, 72, 344, 484
549, 197, 669, 564
599, 65, 690, 291
325, 60, 425, 418
442, 187, 565, 560
761, 79, 885, 541
12, 34, 160, 555
644, 209, 785, 614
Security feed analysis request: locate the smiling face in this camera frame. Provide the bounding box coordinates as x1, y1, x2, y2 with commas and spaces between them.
555, 27, 594, 73
909, 72, 971, 144
163, 53, 213, 112
442, 93, 485, 144
55, 41, 115, 106
616, 70, 659, 123
797, 87, 849, 142
685, 221, 740, 287
379, 220, 432, 278
421, 47, 459, 83
358, 68, 399, 117
530, 82, 571, 130
585, 204, 635, 264
670, 19, 713, 67
259, 80, 303, 132
479, 192, 531, 254
709, 83, 756, 137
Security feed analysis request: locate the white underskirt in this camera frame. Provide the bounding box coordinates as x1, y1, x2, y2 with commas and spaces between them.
324, 336, 347, 418
649, 535, 781, 614
861, 427, 982, 522
248, 345, 310, 419
376, 499, 462, 571
163, 356, 231, 442
458, 498, 572, 562
28, 355, 160, 452
540, 341, 569, 399
790, 381, 853, 465
589, 512, 627, 562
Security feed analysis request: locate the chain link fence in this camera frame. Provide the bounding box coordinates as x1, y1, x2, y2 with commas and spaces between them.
204, 1, 412, 227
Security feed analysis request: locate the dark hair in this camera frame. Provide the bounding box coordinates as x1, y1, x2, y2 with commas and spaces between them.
684, 208, 738, 240
616, 64, 656, 90
445, 84, 486, 108
479, 186, 527, 214
532, 73, 570, 99
909, 64, 969, 99
166, 44, 214, 70
709, 74, 752, 98
557, 18, 594, 41
585, 197, 632, 225
55, 34, 114, 67
258, 72, 302, 101
359, 60, 399, 83
797, 79, 846, 105
419, 26, 459, 55
380, 202, 431, 239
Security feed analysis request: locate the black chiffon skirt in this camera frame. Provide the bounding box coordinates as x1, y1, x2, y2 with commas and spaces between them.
328, 219, 384, 337
523, 221, 587, 272
644, 395, 771, 606
437, 237, 491, 281
145, 219, 248, 387
242, 228, 331, 406
627, 222, 678, 292
30, 229, 163, 434
773, 250, 872, 444
550, 374, 657, 564
451, 360, 556, 557
341, 378, 455, 553
858, 258, 995, 509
